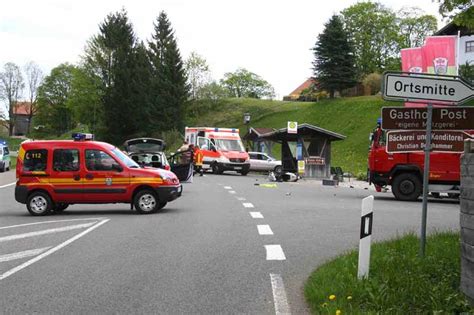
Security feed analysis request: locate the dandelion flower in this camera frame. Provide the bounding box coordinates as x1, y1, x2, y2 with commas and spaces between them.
322, 303, 328, 308
329, 294, 336, 301
347, 296, 353, 300
336, 310, 342, 315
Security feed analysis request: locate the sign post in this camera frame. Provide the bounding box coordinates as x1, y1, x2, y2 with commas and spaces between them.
420, 103, 432, 257
382, 71, 474, 257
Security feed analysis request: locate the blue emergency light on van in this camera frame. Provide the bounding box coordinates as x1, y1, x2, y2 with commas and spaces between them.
72, 133, 94, 141
0, 139, 6, 145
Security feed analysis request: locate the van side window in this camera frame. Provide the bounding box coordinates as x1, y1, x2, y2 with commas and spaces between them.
85, 149, 119, 171
53, 149, 79, 172
23, 149, 48, 172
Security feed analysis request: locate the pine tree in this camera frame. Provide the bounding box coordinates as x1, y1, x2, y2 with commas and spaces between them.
148, 11, 188, 133
84, 10, 151, 144
312, 15, 357, 98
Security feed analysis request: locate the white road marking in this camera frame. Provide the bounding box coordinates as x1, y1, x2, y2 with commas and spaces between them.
265, 245, 286, 260
249, 212, 264, 219
228, 190, 236, 194
0, 247, 52, 263
0, 182, 15, 189
0, 222, 96, 243
236, 197, 246, 201
0, 218, 107, 230
224, 186, 232, 190
270, 273, 291, 315
0, 218, 109, 281
242, 202, 254, 208
257, 225, 274, 235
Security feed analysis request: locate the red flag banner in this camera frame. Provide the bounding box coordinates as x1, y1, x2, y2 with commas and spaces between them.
423, 36, 457, 75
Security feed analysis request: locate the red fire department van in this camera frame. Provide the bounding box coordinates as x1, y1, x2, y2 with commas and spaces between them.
368, 123, 470, 201
15, 133, 182, 216
184, 127, 250, 175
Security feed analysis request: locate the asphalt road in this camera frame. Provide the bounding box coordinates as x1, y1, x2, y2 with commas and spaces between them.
0, 170, 461, 314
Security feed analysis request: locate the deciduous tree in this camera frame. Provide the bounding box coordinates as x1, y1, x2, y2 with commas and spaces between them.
341, 2, 401, 77
0, 62, 24, 136
23, 61, 43, 134
397, 7, 438, 48
185, 51, 211, 100
438, 0, 474, 29
312, 15, 357, 98
221, 68, 275, 99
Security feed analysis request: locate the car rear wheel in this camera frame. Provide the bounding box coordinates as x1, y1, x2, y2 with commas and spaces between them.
27, 191, 53, 216
134, 190, 159, 214
392, 173, 422, 201
274, 165, 282, 176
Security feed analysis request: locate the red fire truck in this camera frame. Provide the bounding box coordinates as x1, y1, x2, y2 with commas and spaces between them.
368, 122, 469, 201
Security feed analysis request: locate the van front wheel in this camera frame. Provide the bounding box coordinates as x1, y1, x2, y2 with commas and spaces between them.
134, 190, 159, 214
27, 191, 52, 216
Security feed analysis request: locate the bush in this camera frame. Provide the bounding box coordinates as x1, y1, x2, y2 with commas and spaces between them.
362, 73, 382, 95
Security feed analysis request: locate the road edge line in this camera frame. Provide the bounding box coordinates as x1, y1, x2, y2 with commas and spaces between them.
270, 273, 291, 314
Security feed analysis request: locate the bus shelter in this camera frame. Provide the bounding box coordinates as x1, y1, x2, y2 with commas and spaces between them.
258, 123, 345, 178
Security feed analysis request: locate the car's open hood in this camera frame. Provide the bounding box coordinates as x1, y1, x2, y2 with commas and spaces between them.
123, 138, 166, 153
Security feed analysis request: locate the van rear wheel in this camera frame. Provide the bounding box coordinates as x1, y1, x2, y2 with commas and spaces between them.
27, 191, 52, 216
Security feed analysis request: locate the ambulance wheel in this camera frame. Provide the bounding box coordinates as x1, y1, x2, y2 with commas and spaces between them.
134, 190, 159, 214
212, 163, 222, 174
392, 173, 421, 201
27, 191, 53, 216
54, 203, 69, 212
0, 164, 4, 172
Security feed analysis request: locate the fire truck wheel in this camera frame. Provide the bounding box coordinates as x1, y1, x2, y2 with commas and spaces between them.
211, 163, 222, 174
392, 173, 422, 201
27, 191, 53, 216
134, 190, 159, 214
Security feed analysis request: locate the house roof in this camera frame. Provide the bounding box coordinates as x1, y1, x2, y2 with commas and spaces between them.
288, 78, 317, 97
258, 123, 346, 142
435, 21, 474, 36
243, 127, 275, 141
13, 102, 33, 116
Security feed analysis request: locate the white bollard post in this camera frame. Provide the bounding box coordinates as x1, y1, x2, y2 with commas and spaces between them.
358, 195, 374, 280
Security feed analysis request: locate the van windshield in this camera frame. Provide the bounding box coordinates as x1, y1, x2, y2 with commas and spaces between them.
112, 148, 140, 168
214, 139, 245, 152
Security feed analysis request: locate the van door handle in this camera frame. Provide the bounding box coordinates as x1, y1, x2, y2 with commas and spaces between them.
73, 174, 81, 181
85, 173, 94, 180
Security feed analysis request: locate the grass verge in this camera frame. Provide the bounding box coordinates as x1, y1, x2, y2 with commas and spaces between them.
304, 232, 473, 314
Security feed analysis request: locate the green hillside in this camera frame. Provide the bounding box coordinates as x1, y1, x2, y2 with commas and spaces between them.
185, 96, 403, 177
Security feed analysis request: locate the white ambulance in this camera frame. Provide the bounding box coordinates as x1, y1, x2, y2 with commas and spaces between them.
185, 127, 250, 175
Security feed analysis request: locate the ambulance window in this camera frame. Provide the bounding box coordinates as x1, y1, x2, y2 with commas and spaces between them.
53, 149, 79, 172
85, 150, 120, 171
3, 147, 8, 155
23, 149, 48, 172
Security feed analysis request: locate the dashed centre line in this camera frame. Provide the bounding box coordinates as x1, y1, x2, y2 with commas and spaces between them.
236, 197, 246, 201
249, 212, 264, 219
265, 245, 286, 260
242, 202, 254, 208
257, 225, 274, 235
228, 190, 236, 194
224, 186, 232, 190
270, 273, 291, 314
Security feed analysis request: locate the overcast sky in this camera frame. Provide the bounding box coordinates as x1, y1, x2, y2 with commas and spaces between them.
0, 0, 445, 99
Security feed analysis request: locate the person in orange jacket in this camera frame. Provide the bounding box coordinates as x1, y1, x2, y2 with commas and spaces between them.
193, 145, 204, 176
